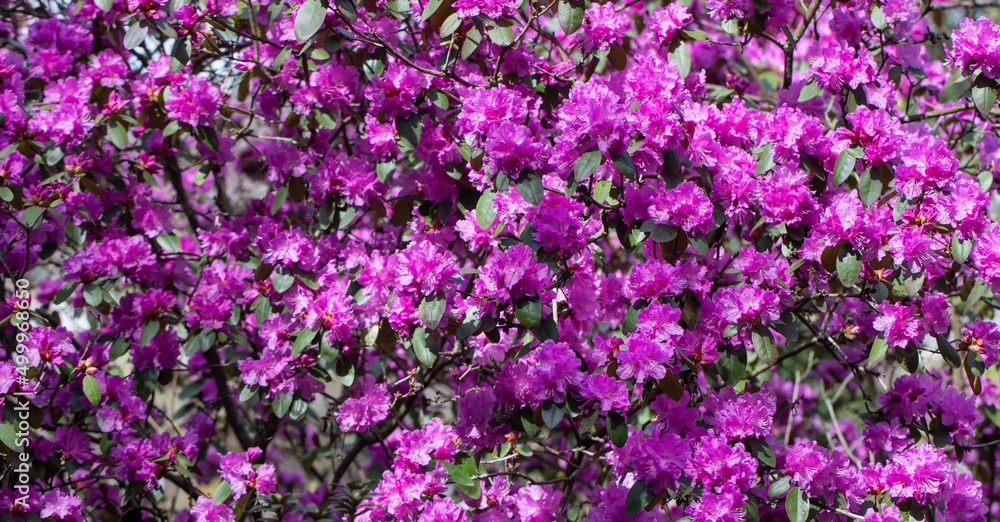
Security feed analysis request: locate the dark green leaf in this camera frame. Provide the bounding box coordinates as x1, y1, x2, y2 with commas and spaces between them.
747, 437, 776, 467
650, 225, 679, 243
574, 151, 602, 182
140, 321, 159, 347
334, 0, 357, 21
540, 398, 564, 429
272, 392, 293, 417
83, 375, 102, 406
857, 167, 882, 207
937, 335, 961, 368
769, 476, 792, 497
716, 347, 747, 386
836, 248, 861, 287
515, 170, 544, 205
53, 281, 79, 305
558, 0, 585, 35
751, 329, 779, 367
418, 295, 447, 330
832, 148, 856, 187
170, 37, 191, 73
336, 356, 355, 386
514, 296, 542, 329
611, 150, 636, 179
972, 74, 998, 115
797, 80, 822, 102
625, 480, 653, 517
607, 411, 628, 447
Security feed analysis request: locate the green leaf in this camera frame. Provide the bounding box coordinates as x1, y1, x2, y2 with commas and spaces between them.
109, 338, 129, 360
607, 411, 628, 447
514, 296, 542, 329
290, 398, 309, 419
294, 0, 325, 43
672, 42, 691, 78
747, 437, 776, 467
937, 335, 961, 368
170, 37, 191, 73
292, 328, 318, 355
716, 347, 747, 386
213, 481, 232, 505
574, 151, 602, 182
965, 351, 985, 395
972, 74, 998, 115
558, 0, 585, 35
649, 224, 679, 243
94, 0, 112, 11
475, 189, 497, 231
83, 375, 102, 406
272, 392, 293, 417
965, 279, 987, 315
785, 486, 809, 522
611, 150, 636, 180
124, 22, 149, 50
271, 184, 288, 215
442, 458, 481, 499
271, 268, 295, 293
682, 28, 710, 40
336, 356, 355, 386
832, 148, 856, 187
769, 476, 792, 497
53, 281, 79, 305
593, 180, 612, 204
868, 335, 888, 366
515, 170, 544, 205
625, 480, 653, 517
140, 321, 159, 347
540, 398, 564, 429
797, 80, 822, 102
418, 295, 447, 330
412, 327, 439, 366
21, 206, 44, 228
156, 233, 180, 253
871, 5, 887, 30
751, 329, 779, 366
487, 22, 514, 46
901, 265, 925, 296
520, 408, 541, 438
239, 385, 257, 402
857, 167, 882, 207
754, 143, 775, 176
836, 248, 861, 287
421, 0, 444, 20
439, 12, 461, 38
952, 235, 973, 264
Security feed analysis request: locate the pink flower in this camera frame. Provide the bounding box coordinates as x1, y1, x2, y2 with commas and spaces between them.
165, 76, 221, 127
189, 497, 234, 522
872, 302, 923, 348
335, 374, 391, 432
581, 4, 632, 53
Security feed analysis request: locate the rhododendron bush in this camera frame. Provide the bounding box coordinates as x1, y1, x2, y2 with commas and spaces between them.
7, 0, 1000, 519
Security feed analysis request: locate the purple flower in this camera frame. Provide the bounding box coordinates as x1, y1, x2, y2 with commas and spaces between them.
872, 302, 923, 348
886, 444, 950, 502
335, 374, 391, 432
646, 4, 691, 44
963, 320, 1000, 367
165, 76, 221, 127
219, 447, 276, 500
685, 484, 746, 522
39, 489, 82, 521
189, 497, 234, 522
947, 17, 1000, 78
515, 485, 563, 522
581, 4, 632, 53
784, 440, 830, 489
529, 340, 584, 403
685, 437, 758, 492
483, 122, 543, 179
648, 180, 715, 235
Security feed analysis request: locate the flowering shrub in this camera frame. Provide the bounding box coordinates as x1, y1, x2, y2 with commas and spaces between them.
5, 0, 1000, 520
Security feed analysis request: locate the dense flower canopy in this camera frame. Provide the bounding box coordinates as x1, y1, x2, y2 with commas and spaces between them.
3, 0, 1000, 520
